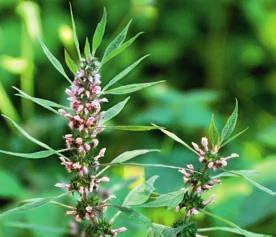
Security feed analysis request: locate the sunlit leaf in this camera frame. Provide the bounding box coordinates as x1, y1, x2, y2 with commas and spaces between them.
103, 55, 149, 91
38, 39, 71, 83
92, 8, 107, 56
103, 81, 164, 95
64, 49, 77, 74
101, 97, 130, 123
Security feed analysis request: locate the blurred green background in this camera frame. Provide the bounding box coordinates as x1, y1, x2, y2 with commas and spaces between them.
0, 0, 275, 236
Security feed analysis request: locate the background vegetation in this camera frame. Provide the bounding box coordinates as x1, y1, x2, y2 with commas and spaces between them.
0, 0, 275, 236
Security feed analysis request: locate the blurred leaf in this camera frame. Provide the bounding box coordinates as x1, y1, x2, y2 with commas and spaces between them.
0, 56, 27, 74
64, 49, 77, 74
220, 99, 238, 144
103, 55, 149, 91
69, 3, 81, 59
103, 81, 164, 94
101, 97, 130, 123
38, 39, 71, 83
102, 20, 132, 62
105, 125, 157, 131
0, 169, 23, 198
102, 32, 143, 65
92, 8, 107, 56
123, 176, 158, 206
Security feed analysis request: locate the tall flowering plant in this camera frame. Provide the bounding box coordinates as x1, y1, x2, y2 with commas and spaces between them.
0, 7, 162, 237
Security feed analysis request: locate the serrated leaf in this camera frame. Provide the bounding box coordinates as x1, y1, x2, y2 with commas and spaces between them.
220, 99, 238, 143
38, 39, 71, 83
103, 55, 149, 91
139, 189, 185, 209
153, 124, 197, 155
123, 176, 159, 206
92, 8, 107, 56
208, 114, 219, 147
0, 149, 57, 159
14, 87, 68, 114
69, 3, 81, 59
103, 81, 164, 95
102, 32, 143, 65
202, 210, 270, 237
102, 20, 131, 62
111, 149, 159, 164
199, 227, 272, 237
101, 97, 130, 123
84, 37, 91, 58
0, 193, 67, 218
64, 50, 77, 74
104, 125, 157, 131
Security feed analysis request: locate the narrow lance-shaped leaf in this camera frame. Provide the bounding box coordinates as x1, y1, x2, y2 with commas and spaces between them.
102, 32, 143, 65
104, 125, 157, 131
38, 39, 71, 83
102, 20, 132, 62
208, 114, 219, 147
220, 128, 248, 148
103, 55, 149, 91
101, 97, 130, 123
0, 149, 57, 159
103, 81, 164, 95
3, 115, 54, 152
13, 87, 69, 114
152, 124, 198, 155
123, 176, 159, 206
69, 3, 81, 59
84, 37, 91, 58
64, 50, 77, 74
92, 8, 107, 56
220, 99, 238, 143
111, 149, 159, 164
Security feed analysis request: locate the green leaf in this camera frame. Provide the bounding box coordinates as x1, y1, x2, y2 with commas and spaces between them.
123, 176, 159, 206
220, 128, 248, 148
14, 87, 68, 114
38, 39, 71, 83
101, 97, 130, 124
0, 169, 24, 198
102, 20, 131, 62
223, 170, 276, 196
92, 8, 107, 56
199, 227, 272, 237
64, 50, 77, 74
208, 114, 219, 147
0, 193, 67, 218
111, 149, 159, 164
103, 81, 164, 95
220, 99, 238, 143
103, 55, 149, 91
104, 125, 157, 131
152, 124, 197, 155
139, 189, 185, 209
0, 149, 58, 159
3, 115, 54, 151
102, 32, 143, 65
3, 222, 68, 234
69, 3, 81, 59
202, 210, 270, 237
84, 37, 91, 58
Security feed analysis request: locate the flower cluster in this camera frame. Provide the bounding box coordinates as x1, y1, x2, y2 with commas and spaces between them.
177, 137, 239, 218
56, 56, 126, 236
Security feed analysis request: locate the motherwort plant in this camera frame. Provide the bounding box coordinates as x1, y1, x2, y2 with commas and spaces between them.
0, 7, 162, 237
